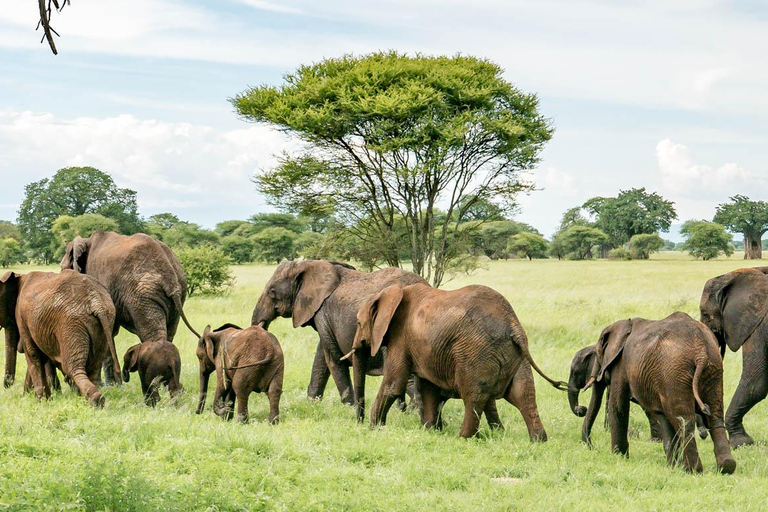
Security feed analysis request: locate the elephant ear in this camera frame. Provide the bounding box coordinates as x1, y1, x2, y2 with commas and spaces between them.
202, 325, 217, 364
720, 270, 768, 352
62, 236, 89, 273
364, 284, 404, 357
594, 319, 632, 382
122, 344, 141, 382
292, 261, 342, 328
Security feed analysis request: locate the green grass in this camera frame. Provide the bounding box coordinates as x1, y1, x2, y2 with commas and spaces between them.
1, 252, 768, 511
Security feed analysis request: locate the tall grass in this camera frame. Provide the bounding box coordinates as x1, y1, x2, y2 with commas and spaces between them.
0, 253, 765, 511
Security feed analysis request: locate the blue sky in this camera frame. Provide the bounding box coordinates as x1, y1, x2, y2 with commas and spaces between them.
1, 0, 766, 238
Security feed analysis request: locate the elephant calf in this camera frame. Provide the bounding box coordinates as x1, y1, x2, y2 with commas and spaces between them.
345, 283, 566, 440
0, 270, 121, 407
122, 341, 183, 406
196, 323, 283, 424
582, 312, 736, 474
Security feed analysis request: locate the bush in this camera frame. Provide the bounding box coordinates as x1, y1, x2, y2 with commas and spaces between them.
550, 225, 608, 260
608, 247, 632, 260
252, 227, 297, 264
680, 220, 734, 260
0, 238, 25, 267
506, 232, 548, 260
177, 245, 235, 296
628, 233, 664, 259
220, 235, 256, 264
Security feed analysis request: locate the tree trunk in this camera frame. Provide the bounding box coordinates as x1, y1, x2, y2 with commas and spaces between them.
744, 233, 763, 259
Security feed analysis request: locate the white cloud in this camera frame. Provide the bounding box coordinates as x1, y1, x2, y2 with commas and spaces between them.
0, 109, 297, 218
240, 0, 305, 15
542, 167, 576, 197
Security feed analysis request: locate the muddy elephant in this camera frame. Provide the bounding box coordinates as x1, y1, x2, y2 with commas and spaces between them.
61, 230, 199, 383
0, 270, 121, 407
345, 282, 566, 440
582, 312, 735, 474
196, 323, 283, 424
700, 266, 768, 447
122, 341, 182, 406
251, 260, 426, 419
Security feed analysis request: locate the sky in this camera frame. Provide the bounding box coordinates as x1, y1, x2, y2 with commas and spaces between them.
0, 0, 766, 239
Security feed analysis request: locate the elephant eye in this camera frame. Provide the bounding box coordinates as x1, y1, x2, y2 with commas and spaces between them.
268, 287, 277, 299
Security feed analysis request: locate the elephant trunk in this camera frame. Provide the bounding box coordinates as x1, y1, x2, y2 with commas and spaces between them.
251, 293, 276, 329
568, 376, 587, 417
4, 327, 19, 388
195, 367, 211, 414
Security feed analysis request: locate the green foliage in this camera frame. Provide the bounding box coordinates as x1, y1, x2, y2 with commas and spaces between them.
506, 232, 548, 260
0, 221, 21, 241
215, 220, 252, 237
628, 233, 665, 260
294, 231, 327, 259
51, 213, 119, 258
158, 222, 219, 249
237, 52, 552, 286
469, 220, 540, 260
714, 195, 768, 258
608, 247, 632, 260
177, 245, 234, 296
249, 213, 306, 234
551, 225, 608, 260
252, 227, 297, 264
0, 238, 25, 267
146, 213, 181, 230
220, 235, 256, 264
681, 220, 734, 260
17, 167, 143, 263
456, 195, 507, 222
583, 188, 677, 247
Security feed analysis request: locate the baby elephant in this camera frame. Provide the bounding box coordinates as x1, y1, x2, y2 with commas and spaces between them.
582, 312, 736, 474
122, 341, 183, 406
196, 323, 283, 424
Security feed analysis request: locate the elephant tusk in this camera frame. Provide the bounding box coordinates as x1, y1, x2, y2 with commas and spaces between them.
582, 376, 595, 390
340, 349, 355, 361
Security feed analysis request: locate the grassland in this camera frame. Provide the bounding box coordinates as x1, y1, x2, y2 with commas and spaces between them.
1, 252, 768, 511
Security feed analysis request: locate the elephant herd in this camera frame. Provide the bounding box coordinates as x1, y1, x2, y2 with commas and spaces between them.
2, 230, 768, 476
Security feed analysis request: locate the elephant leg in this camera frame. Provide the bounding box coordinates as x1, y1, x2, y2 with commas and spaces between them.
655, 414, 677, 466
267, 377, 282, 425
405, 374, 423, 414
725, 336, 768, 448
607, 379, 630, 457
45, 361, 60, 392
484, 400, 504, 430
307, 341, 330, 401
235, 389, 249, 424
666, 410, 702, 473
504, 362, 547, 442
21, 333, 49, 401
70, 368, 104, 408
223, 388, 236, 421
644, 408, 663, 442
418, 379, 443, 430
102, 356, 118, 386
144, 377, 161, 407
370, 371, 409, 427
352, 350, 368, 423
459, 394, 489, 438
323, 348, 354, 406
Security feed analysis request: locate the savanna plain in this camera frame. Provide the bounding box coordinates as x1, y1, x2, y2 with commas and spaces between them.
1, 253, 767, 511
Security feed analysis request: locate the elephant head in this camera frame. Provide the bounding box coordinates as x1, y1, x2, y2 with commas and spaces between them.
568, 345, 597, 417
122, 344, 140, 383
251, 260, 342, 329
60, 236, 91, 273
591, 319, 633, 384
196, 323, 240, 415
700, 267, 768, 355
348, 284, 404, 358
0, 271, 20, 388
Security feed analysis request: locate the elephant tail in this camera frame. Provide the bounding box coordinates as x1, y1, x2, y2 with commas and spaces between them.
166, 284, 201, 340
510, 320, 568, 391
225, 355, 272, 371
95, 308, 122, 385
692, 356, 711, 416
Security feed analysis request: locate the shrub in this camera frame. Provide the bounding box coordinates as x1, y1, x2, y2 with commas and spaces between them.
628, 233, 664, 259
506, 232, 548, 260
0, 238, 25, 267
177, 245, 234, 296
220, 235, 256, 264
608, 247, 632, 260
680, 220, 734, 260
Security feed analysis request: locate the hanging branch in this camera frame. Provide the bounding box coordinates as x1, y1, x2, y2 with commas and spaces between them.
36, 0, 70, 55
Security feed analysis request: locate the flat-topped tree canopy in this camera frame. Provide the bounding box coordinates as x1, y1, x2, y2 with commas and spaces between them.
233, 52, 553, 287
714, 195, 768, 259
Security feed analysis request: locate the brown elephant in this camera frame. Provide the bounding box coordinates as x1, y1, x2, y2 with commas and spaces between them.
196, 323, 283, 424
122, 341, 182, 406
0, 270, 121, 407
581, 312, 736, 474
345, 282, 566, 440
251, 260, 426, 420
700, 266, 768, 447
61, 230, 199, 384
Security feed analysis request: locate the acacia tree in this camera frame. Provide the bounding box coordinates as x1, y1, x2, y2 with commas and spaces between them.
714, 195, 768, 259
681, 220, 733, 260
234, 52, 553, 287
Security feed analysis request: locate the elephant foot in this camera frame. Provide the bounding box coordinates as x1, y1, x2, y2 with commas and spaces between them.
697, 426, 708, 440
529, 429, 548, 443
306, 393, 323, 402
729, 431, 754, 448
89, 393, 105, 408
4, 374, 14, 388
395, 396, 407, 412
717, 455, 737, 475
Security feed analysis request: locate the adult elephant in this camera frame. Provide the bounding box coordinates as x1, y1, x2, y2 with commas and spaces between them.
699, 266, 768, 447
251, 260, 427, 416
61, 230, 200, 383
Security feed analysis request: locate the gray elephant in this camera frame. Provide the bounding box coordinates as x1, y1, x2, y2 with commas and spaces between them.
700, 266, 768, 447
122, 341, 183, 406
0, 270, 121, 406
61, 230, 199, 383
251, 260, 426, 420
